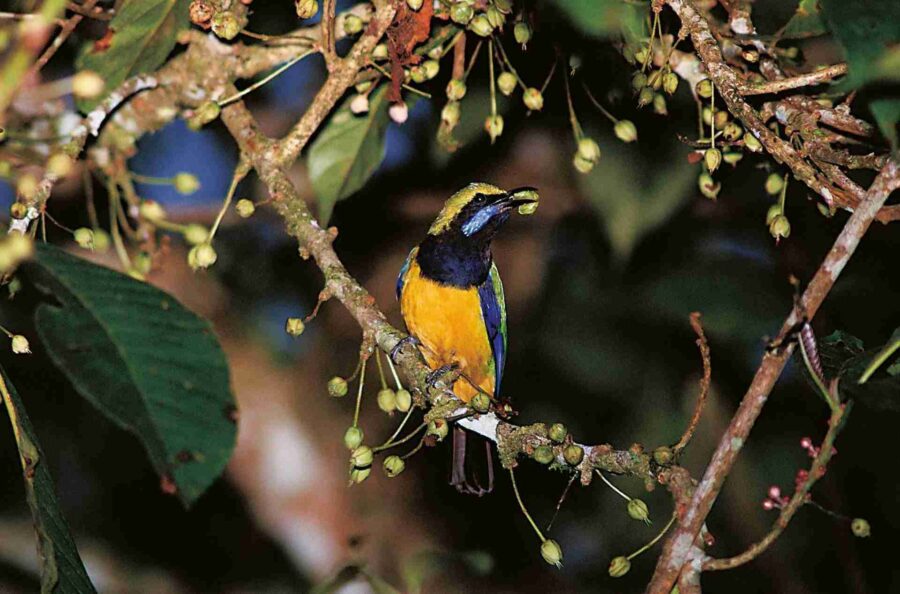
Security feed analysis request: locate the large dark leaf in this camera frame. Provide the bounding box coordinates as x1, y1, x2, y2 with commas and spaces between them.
0, 365, 95, 593
75, 0, 190, 112
307, 84, 393, 224
25, 244, 236, 506
820, 0, 900, 89
549, 0, 642, 40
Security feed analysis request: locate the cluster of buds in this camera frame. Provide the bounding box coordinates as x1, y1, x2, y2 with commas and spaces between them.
765, 173, 791, 242
445, 0, 513, 38
761, 485, 789, 511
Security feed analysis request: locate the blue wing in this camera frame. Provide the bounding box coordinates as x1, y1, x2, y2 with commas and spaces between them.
477, 263, 507, 396
396, 247, 417, 299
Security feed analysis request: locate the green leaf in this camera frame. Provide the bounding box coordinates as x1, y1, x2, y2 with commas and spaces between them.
549, 0, 643, 39
815, 330, 864, 380
782, 0, 828, 39
307, 84, 393, 224
25, 244, 236, 506
578, 139, 696, 264
0, 365, 96, 594
75, 0, 190, 112
820, 0, 900, 89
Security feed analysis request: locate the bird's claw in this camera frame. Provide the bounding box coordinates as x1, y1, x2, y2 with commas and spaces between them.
390, 335, 420, 363
426, 363, 460, 391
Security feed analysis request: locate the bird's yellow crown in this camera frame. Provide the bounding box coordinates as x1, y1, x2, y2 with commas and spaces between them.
427, 182, 507, 235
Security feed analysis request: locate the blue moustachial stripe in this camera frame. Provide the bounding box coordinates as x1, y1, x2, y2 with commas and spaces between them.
462, 205, 501, 237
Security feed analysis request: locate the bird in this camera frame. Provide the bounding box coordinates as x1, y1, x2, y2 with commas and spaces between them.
396, 182, 537, 495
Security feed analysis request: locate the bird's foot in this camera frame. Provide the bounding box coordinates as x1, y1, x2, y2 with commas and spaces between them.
426, 363, 460, 392
450, 427, 494, 497
390, 335, 421, 363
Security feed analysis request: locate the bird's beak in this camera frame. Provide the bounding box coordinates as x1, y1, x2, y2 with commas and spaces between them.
502, 186, 539, 209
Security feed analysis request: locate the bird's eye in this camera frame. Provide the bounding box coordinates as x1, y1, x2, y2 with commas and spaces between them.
474, 194, 487, 204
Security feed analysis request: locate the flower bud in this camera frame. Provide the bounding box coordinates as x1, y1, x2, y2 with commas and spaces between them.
540, 539, 563, 568
395, 388, 412, 412
614, 120, 638, 143
188, 243, 217, 270
343, 14, 363, 35
486, 6, 505, 29
173, 172, 200, 195
518, 201, 538, 215
184, 224, 209, 245
722, 122, 743, 141
698, 172, 720, 200
234, 198, 255, 218
704, 148, 721, 173
769, 214, 791, 240
627, 498, 650, 523
140, 200, 167, 222
514, 21, 531, 47
377, 388, 397, 413
652, 93, 667, 115
663, 72, 679, 95
191, 101, 221, 128
383, 455, 406, 477
46, 153, 73, 179
349, 466, 370, 484
10, 202, 28, 219
450, 3, 474, 25
11, 335, 30, 355
577, 138, 601, 163
573, 153, 594, 173
533, 445, 554, 464
446, 79, 467, 101
647, 69, 663, 91
471, 392, 491, 413
441, 101, 461, 126
523, 88, 544, 111
285, 317, 305, 337
563, 444, 584, 466
631, 72, 648, 92
548, 423, 567, 443
92, 229, 111, 253
484, 114, 504, 142
851, 518, 870, 538
766, 204, 783, 225
427, 418, 449, 441
328, 376, 349, 398
407, 0, 423, 10
696, 79, 713, 98
389, 102, 409, 124
350, 93, 370, 114
743, 131, 762, 152
72, 70, 105, 99
652, 445, 673, 465
497, 72, 517, 96
344, 426, 363, 449
422, 59, 440, 80
74, 227, 94, 249
351, 445, 373, 468
634, 46, 649, 64
211, 11, 240, 40
714, 110, 729, 130
295, 0, 318, 19
372, 43, 389, 60
494, 0, 513, 14
637, 86, 654, 108
723, 151, 742, 166
608, 556, 631, 578
765, 173, 784, 195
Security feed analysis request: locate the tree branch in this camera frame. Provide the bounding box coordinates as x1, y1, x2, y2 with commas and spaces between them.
739, 63, 848, 96
646, 156, 900, 593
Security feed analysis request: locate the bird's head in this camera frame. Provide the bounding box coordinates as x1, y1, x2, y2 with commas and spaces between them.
427, 182, 538, 244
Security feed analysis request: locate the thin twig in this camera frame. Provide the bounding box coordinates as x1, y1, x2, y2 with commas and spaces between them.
674, 313, 712, 455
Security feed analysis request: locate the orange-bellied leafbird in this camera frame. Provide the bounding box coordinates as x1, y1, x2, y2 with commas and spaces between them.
396, 183, 537, 495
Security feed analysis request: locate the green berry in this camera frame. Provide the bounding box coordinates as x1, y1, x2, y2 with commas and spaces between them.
184, 224, 209, 245
563, 444, 584, 466
344, 426, 363, 449
211, 11, 240, 41
514, 21, 532, 46
295, 0, 318, 19
188, 243, 217, 270
627, 498, 650, 523
696, 79, 713, 98
769, 214, 791, 240
173, 172, 200, 195
765, 173, 784, 195
285, 317, 305, 337
450, 2, 474, 25
608, 556, 631, 578
235, 198, 255, 218
74, 227, 94, 249
637, 86, 654, 107
446, 79, 467, 101
471, 392, 491, 413
851, 518, 871, 538
484, 114, 504, 142
743, 131, 763, 152
351, 445, 373, 468
577, 138, 601, 163
540, 539, 563, 568
698, 172, 720, 200
427, 419, 449, 441
548, 423, 567, 443
766, 204, 783, 225
704, 148, 722, 173
377, 388, 397, 413
663, 72, 679, 95
523, 88, 544, 111
497, 72, 517, 96
614, 120, 638, 143
533, 445, 554, 464
328, 376, 349, 398
349, 466, 370, 484
395, 388, 412, 412
343, 14, 363, 35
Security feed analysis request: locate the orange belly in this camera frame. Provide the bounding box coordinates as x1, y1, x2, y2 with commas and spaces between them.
400, 260, 494, 402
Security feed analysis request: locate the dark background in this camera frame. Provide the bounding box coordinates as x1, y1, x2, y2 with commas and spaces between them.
1, 1, 898, 592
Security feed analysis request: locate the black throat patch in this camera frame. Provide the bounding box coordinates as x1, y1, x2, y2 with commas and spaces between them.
416, 234, 492, 288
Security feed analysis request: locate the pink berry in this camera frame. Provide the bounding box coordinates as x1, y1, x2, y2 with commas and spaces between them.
762, 500, 774, 510
768, 486, 781, 500
800, 437, 812, 449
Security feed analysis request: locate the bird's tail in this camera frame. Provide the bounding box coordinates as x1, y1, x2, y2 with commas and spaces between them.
450, 426, 494, 496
